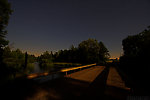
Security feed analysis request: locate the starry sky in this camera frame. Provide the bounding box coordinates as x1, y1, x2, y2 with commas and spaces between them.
7, 0, 150, 58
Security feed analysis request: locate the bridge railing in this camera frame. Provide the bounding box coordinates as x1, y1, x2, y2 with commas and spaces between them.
27, 63, 96, 79
60, 63, 96, 76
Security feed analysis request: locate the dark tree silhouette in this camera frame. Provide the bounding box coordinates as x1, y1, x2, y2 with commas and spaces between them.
0, 0, 12, 50
78, 38, 100, 63
24, 52, 28, 69
52, 38, 110, 64
0, 0, 12, 79
99, 41, 110, 64
120, 26, 150, 94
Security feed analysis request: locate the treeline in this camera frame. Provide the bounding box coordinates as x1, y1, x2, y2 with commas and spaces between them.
1, 47, 36, 78
38, 38, 110, 66
120, 26, 150, 94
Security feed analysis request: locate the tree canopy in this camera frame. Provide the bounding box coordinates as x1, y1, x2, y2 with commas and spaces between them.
51, 38, 110, 64
120, 26, 150, 89
0, 0, 12, 74
99, 41, 110, 62
0, 0, 12, 48
0, 0, 12, 67
122, 26, 150, 59
78, 38, 109, 64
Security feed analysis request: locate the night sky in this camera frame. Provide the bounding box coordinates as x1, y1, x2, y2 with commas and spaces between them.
7, 0, 150, 58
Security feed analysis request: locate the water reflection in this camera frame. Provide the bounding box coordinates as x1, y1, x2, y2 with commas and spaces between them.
31, 62, 81, 74
33, 62, 41, 73
30, 62, 52, 74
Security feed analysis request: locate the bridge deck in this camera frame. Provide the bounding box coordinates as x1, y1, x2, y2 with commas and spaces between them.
68, 66, 105, 83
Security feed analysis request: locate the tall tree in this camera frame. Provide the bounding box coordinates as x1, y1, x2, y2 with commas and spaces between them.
69, 45, 78, 63
0, 0, 12, 48
120, 26, 150, 91
122, 26, 150, 59
99, 41, 110, 63
0, 0, 12, 66
78, 38, 109, 64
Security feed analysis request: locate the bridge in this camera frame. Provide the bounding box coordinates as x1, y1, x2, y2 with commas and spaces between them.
2, 64, 130, 100
27, 63, 96, 79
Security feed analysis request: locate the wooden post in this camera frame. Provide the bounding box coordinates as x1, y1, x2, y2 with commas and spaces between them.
24, 52, 28, 69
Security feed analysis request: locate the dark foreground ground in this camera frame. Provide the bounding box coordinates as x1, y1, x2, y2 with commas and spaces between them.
1, 66, 131, 100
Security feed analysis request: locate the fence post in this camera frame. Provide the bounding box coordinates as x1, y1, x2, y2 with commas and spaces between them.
24, 52, 28, 69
